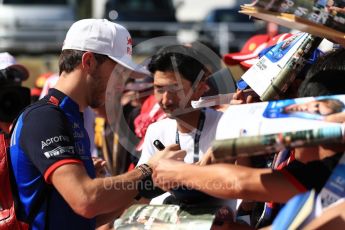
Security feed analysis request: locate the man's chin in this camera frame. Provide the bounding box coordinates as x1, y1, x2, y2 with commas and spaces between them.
164, 112, 175, 119
90, 101, 105, 109
163, 108, 194, 119
163, 109, 180, 119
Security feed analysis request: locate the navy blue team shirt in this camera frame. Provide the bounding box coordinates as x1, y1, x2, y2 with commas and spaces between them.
10, 88, 96, 229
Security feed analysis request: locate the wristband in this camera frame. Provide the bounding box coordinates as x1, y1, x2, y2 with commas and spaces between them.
135, 163, 153, 180
134, 164, 152, 200
135, 164, 165, 199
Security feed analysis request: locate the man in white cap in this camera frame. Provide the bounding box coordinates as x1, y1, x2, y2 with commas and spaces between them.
9, 19, 185, 229
0, 52, 30, 133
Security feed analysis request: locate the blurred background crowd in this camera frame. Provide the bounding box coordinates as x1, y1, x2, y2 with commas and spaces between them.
0, 0, 276, 87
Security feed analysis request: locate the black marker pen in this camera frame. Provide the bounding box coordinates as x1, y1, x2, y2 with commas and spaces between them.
153, 139, 165, 151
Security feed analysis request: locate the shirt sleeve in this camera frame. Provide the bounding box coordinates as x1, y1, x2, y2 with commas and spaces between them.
137, 125, 157, 165
20, 105, 82, 182
279, 153, 343, 193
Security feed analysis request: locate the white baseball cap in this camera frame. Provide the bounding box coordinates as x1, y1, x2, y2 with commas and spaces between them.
62, 19, 149, 75
0, 52, 29, 81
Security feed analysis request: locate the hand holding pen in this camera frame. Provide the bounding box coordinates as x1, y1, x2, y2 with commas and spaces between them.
147, 140, 186, 169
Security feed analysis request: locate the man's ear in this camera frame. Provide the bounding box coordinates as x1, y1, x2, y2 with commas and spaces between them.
200, 81, 210, 94
193, 81, 209, 99
81, 52, 97, 73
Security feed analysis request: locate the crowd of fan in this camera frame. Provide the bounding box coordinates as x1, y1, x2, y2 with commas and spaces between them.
1, 18, 345, 230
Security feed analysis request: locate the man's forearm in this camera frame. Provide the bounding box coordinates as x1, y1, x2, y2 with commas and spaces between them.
53, 146, 185, 219
84, 168, 143, 217
173, 163, 250, 199
172, 163, 299, 202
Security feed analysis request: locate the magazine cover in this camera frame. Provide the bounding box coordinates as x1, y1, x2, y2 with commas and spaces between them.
213, 95, 345, 158
250, 0, 345, 32
250, 0, 317, 14
216, 95, 345, 139
213, 125, 343, 159
114, 204, 217, 230
239, 5, 345, 46
241, 32, 313, 100
251, 0, 284, 12
278, 0, 330, 25
250, 0, 328, 20
325, 0, 345, 33
279, 0, 315, 16
260, 35, 322, 101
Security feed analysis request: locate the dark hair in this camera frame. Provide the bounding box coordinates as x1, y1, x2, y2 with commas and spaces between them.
147, 45, 210, 84
58, 50, 109, 75
298, 48, 345, 97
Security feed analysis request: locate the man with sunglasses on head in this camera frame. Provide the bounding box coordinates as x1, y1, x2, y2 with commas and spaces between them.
9, 19, 185, 230
0, 52, 30, 134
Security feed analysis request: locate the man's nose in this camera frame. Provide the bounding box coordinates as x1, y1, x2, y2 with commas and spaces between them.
162, 91, 173, 106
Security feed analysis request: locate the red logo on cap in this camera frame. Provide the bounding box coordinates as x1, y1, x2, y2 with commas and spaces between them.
127, 47, 132, 55
127, 37, 133, 55
127, 37, 132, 46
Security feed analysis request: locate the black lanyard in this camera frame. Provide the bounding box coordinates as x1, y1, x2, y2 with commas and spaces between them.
175, 109, 206, 163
